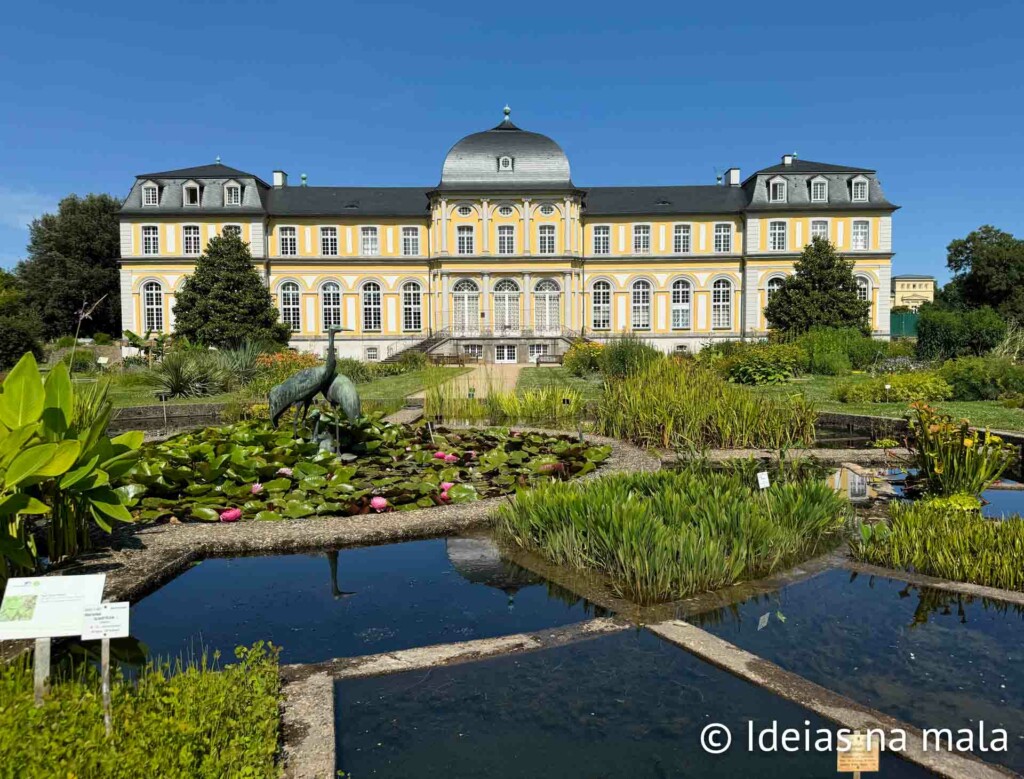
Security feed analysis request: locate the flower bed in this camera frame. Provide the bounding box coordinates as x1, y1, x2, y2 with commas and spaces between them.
125, 417, 611, 523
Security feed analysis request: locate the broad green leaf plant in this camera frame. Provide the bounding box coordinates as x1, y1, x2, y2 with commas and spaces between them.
0, 353, 143, 584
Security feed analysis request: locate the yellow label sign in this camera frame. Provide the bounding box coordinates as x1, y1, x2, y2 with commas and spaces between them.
837, 732, 880, 773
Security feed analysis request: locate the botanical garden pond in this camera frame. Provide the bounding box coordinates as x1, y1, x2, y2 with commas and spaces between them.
129, 535, 603, 664
691, 567, 1024, 773
334, 629, 934, 778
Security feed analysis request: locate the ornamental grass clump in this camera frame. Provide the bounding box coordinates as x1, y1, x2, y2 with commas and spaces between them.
598, 358, 816, 449
497, 466, 850, 604
907, 401, 1016, 496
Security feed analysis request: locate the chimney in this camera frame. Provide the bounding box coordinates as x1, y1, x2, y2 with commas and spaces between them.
273, 170, 288, 188
782, 154, 794, 167
724, 167, 741, 186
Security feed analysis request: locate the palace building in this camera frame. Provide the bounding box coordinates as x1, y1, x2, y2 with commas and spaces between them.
118, 108, 898, 362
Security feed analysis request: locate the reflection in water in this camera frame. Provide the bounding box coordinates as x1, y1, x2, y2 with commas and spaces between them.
325, 550, 357, 600
445, 537, 543, 610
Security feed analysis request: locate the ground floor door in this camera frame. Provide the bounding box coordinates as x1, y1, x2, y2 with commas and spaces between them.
495, 344, 518, 363
453, 290, 480, 335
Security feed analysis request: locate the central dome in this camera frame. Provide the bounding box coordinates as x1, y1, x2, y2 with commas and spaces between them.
439, 108, 572, 190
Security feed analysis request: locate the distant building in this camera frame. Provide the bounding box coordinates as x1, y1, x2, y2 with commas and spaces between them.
118, 108, 898, 361
890, 275, 935, 311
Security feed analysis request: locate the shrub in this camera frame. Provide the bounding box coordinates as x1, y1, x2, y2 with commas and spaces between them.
938, 356, 1024, 401
810, 350, 852, 376
916, 306, 1006, 360
598, 358, 817, 449
0, 315, 43, 370
250, 350, 321, 397
497, 466, 850, 604
0, 643, 280, 779
723, 343, 804, 385
599, 334, 661, 378
55, 335, 77, 348
92, 332, 113, 345
886, 339, 916, 358
563, 340, 603, 376
60, 348, 97, 373
791, 327, 886, 373
906, 401, 1015, 496
395, 350, 429, 371
212, 341, 269, 390
146, 351, 229, 398
832, 372, 952, 403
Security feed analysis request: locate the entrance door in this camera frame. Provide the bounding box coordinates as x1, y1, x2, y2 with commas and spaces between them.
534, 279, 561, 335
495, 345, 518, 363
492, 279, 521, 336
452, 279, 480, 335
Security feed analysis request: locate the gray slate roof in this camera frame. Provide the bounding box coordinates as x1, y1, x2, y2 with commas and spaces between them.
138, 163, 268, 186
583, 186, 749, 216
266, 187, 431, 217
751, 159, 875, 177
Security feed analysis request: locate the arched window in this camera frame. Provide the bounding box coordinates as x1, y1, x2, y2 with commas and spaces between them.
592, 280, 611, 330
279, 282, 301, 332
857, 276, 871, 324
493, 278, 521, 334
712, 279, 733, 329
362, 282, 382, 332
631, 280, 652, 330
767, 277, 784, 301
142, 281, 164, 333
402, 281, 422, 331
321, 281, 342, 330
534, 278, 561, 334
452, 279, 480, 335
671, 279, 691, 330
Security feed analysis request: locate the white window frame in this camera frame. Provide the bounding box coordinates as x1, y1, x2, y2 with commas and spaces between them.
222, 224, 242, 238
769, 177, 787, 203
362, 281, 383, 332
538, 204, 556, 217
279, 281, 301, 331
279, 226, 298, 257
591, 280, 612, 330
182, 224, 202, 256
537, 224, 556, 255
457, 204, 474, 217
633, 224, 651, 254
528, 344, 549, 361
851, 176, 869, 202
320, 281, 342, 330
592, 225, 611, 255
673, 223, 692, 254
712, 279, 733, 330
768, 220, 788, 252
401, 226, 420, 256
631, 279, 652, 330
498, 156, 514, 172
224, 181, 241, 207
141, 182, 159, 207
402, 281, 423, 332
182, 181, 200, 207
670, 279, 692, 330
361, 226, 379, 256
320, 226, 338, 256
456, 225, 475, 255
497, 204, 515, 217
714, 223, 733, 253
141, 225, 160, 255
810, 219, 829, 241
365, 347, 379, 361
142, 281, 164, 332
766, 276, 785, 302
851, 219, 870, 251
856, 275, 872, 310
497, 224, 515, 255
810, 177, 828, 203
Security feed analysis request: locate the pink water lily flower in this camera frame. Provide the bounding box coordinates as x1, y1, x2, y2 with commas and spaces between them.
276, 467, 293, 477
440, 482, 454, 491
370, 496, 388, 512
433, 451, 447, 460
439, 490, 451, 503
251, 483, 264, 495
220, 508, 242, 522
443, 454, 459, 463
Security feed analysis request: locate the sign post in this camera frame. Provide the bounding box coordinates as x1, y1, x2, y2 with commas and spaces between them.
33, 638, 50, 706
837, 731, 880, 777
82, 602, 130, 737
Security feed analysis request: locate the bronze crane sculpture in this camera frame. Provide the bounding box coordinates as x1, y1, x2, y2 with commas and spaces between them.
269, 325, 350, 437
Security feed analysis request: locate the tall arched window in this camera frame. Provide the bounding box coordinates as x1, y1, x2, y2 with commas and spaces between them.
402, 281, 422, 331
671, 279, 691, 330
767, 277, 784, 301
362, 282, 382, 332
493, 278, 521, 334
592, 280, 611, 330
712, 279, 733, 329
143, 281, 164, 333
534, 278, 561, 334
279, 282, 301, 332
452, 279, 480, 335
857, 276, 872, 324
321, 281, 342, 330
631, 280, 652, 330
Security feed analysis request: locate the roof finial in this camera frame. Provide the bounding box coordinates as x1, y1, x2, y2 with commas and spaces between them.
215, 154, 221, 164
503, 104, 511, 118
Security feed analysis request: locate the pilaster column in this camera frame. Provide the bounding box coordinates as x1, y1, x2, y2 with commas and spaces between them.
481, 272, 491, 332
523, 199, 531, 256
441, 271, 450, 330
481, 200, 490, 254
440, 199, 448, 255
563, 198, 571, 253
523, 272, 532, 332
563, 272, 572, 330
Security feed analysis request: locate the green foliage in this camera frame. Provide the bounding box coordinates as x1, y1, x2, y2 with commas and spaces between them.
789, 327, 887, 373
945, 225, 1024, 321
916, 306, 1006, 360
60, 348, 96, 374
0, 354, 143, 581
762, 238, 871, 333
249, 351, 322, 398
938, 356, 1024, 401
395, 350, 429, 371
92, 332, 112, 345
0, 316, 43, 371
497, 465, 850, 604
213, 342, 271, 389
172, 234, 291, 347
853, 501, 1024, 590
15, 194, 122, 338
126, 418, 610, 523
832, 372, 953, 403
55, 335, 77, 348
599, 334, 661, 378
598, 358, 817, 449
562, 340, 604, 376
0, 643, 280, 779
907, 402, 1015, 496
721, 343, 804, 385
145, 350, 229, 398
870, 438, 901, 449
425, 380, 586, 425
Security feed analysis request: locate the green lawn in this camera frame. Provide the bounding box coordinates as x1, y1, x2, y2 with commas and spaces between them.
749, 374, 1024, 432
516, 367, 605, 400
357, 366, 470, 401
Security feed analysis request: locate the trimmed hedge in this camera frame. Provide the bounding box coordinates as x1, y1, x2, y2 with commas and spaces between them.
833, 372, 953, 403
939, 356, 1024, 401
916, 306, 1006, 360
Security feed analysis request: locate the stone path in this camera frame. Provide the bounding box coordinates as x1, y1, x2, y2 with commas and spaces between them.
408, 363, 523, 403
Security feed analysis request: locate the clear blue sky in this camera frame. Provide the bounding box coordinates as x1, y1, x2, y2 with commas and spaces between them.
2, 0, 1022, 283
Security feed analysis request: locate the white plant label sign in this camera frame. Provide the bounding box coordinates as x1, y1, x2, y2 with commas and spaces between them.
756, 471, 771, 490
0, 575, 106, 640
82, 602, 130, 641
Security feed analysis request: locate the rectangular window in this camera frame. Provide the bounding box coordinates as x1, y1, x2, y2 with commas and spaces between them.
852, 180, 868, 201
852, 220, 870, 250
770, 181, 786, 202
768, 221, 787, 252
142, 226, 160, 255
633, 225, 651, 254
497, 225, 515, 255
320, 227, 338, 256
184, 185, 200, 206
457, 225, 475, 255
365, 347, 379, 361
222, 225, 241, 237
279, 227, 297, 256
528, 344, 549, 361
810, 220, 829, 240
401, 227, 420, 256
673, 224, 691, 253
811, 180, 828, 202
225, 185, 241, 206
593, 226, 610, 255
361, 227, 379, 255
538, 225, 556, 254
143, 186, 158, 206
714, 224, 733, 253
183, 225, 201, 255
463, 344, 483, 358
592, 284, 611, 330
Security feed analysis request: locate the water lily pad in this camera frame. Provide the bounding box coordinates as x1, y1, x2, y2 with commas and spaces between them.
191, 507, 220, 522
254, 510, 283, 522
284, 502, 316, 518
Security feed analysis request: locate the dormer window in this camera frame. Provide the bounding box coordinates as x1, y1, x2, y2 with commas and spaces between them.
142, 183, 159, 206
498, 155, 513, 172
769, 178, 787, 203
224, 182, 241, 206
183, 182, 200, 206
851, 176, 869, 202
810, 177, 828, 203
